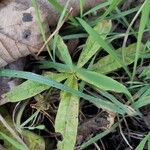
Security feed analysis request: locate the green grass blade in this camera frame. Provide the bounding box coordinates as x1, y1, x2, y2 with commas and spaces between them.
95, 90, 133, 114
39, 61, 72, 73
52, 0, 70, 61
32, 0, 53, 60
107, 6, 139, 20
55, 76, 79, 150
47, 0, 64, 13
132, 0, 150, 80
148, 136, 150, 150
135, 133, 150, 150
79, 0, 85, 17
132, 96, 150, 109
80, 122, 119, 149
77, 20, 112, 67
0, 108, 45, 150
83, 1, 111, 17
99, 0, 122, 21
75, 67, 132, 99
132, 86, 150, 109
77, 18, 131, 77
0, 132, 28, 150
0, 69, 130, 114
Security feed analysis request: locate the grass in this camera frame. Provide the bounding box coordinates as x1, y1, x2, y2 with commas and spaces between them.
0, 0, 150, 150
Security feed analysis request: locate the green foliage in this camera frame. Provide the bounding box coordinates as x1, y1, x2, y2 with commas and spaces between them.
75, 67, 131, 97
56, 35, 73, 67
77, 20, 112, 67
55, 76, 79, 150
132, 0, 150, 80
0, 0, 150, 149
135, 133, 150, 150
92, 43, 137, 74
0, 108, 45, 150
0, 132, 27, 150
77, 17, 131, 77
1, 72, 68, 104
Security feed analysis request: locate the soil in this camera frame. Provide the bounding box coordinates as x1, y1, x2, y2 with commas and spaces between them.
0, 0, 150, 150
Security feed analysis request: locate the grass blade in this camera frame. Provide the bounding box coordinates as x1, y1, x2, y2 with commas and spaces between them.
135, 133, 150, 150
0, 69, 131, 114
32, 0, 53, 60
83, 1, 111, 17
77, 20, 112, 67
80, 122, 119, 149
132, 0, 150, 80
99, 0, 122, 21
79, 0, 85, 17
47, 0, 64, 13
0, 132, 27, 150
77, 17, 131, 77
132, 96, 150, 109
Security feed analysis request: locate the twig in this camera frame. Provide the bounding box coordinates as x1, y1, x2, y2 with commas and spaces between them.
117, 116, 133, 149
36, 8, 73, 56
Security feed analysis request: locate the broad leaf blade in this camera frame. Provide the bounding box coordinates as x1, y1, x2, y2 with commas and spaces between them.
55, 76, 79, 150
77, 20, 112, 67
92, 43, 137, 74
1, 72, 68, 104
56, 34, 73, 67
75, 67, 131, 98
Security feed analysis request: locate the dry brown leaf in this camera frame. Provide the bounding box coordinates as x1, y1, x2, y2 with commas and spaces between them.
0, 1, 49, 67
0, 0, 104, 67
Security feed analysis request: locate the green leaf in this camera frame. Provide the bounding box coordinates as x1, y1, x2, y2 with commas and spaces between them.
0, 108, 45, 150
47, 0, 64, 13
0, 69, 132, 115
92, 43, 137, 74
135, 133, 150, 150
140, 65, 150, 77
79, 0, 85, 17
55, 76, 79, 150
75, 67, 131, 98
77, 20, 112, 67
148, 136, 150, 150
39, 61, 73, 73
132, 96, 150, 109
132, 0, 150, 80
77, 17, 131, 77
99, 0, 122, 21
56, 34, 73, 67
80, 122, 119, 149
132, 86, 150, 109
0, 132, 27, 150
1, 72, 68, 104
32, 0, 53, 60
22, 130, 45, 150
83, 1, 111, 17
